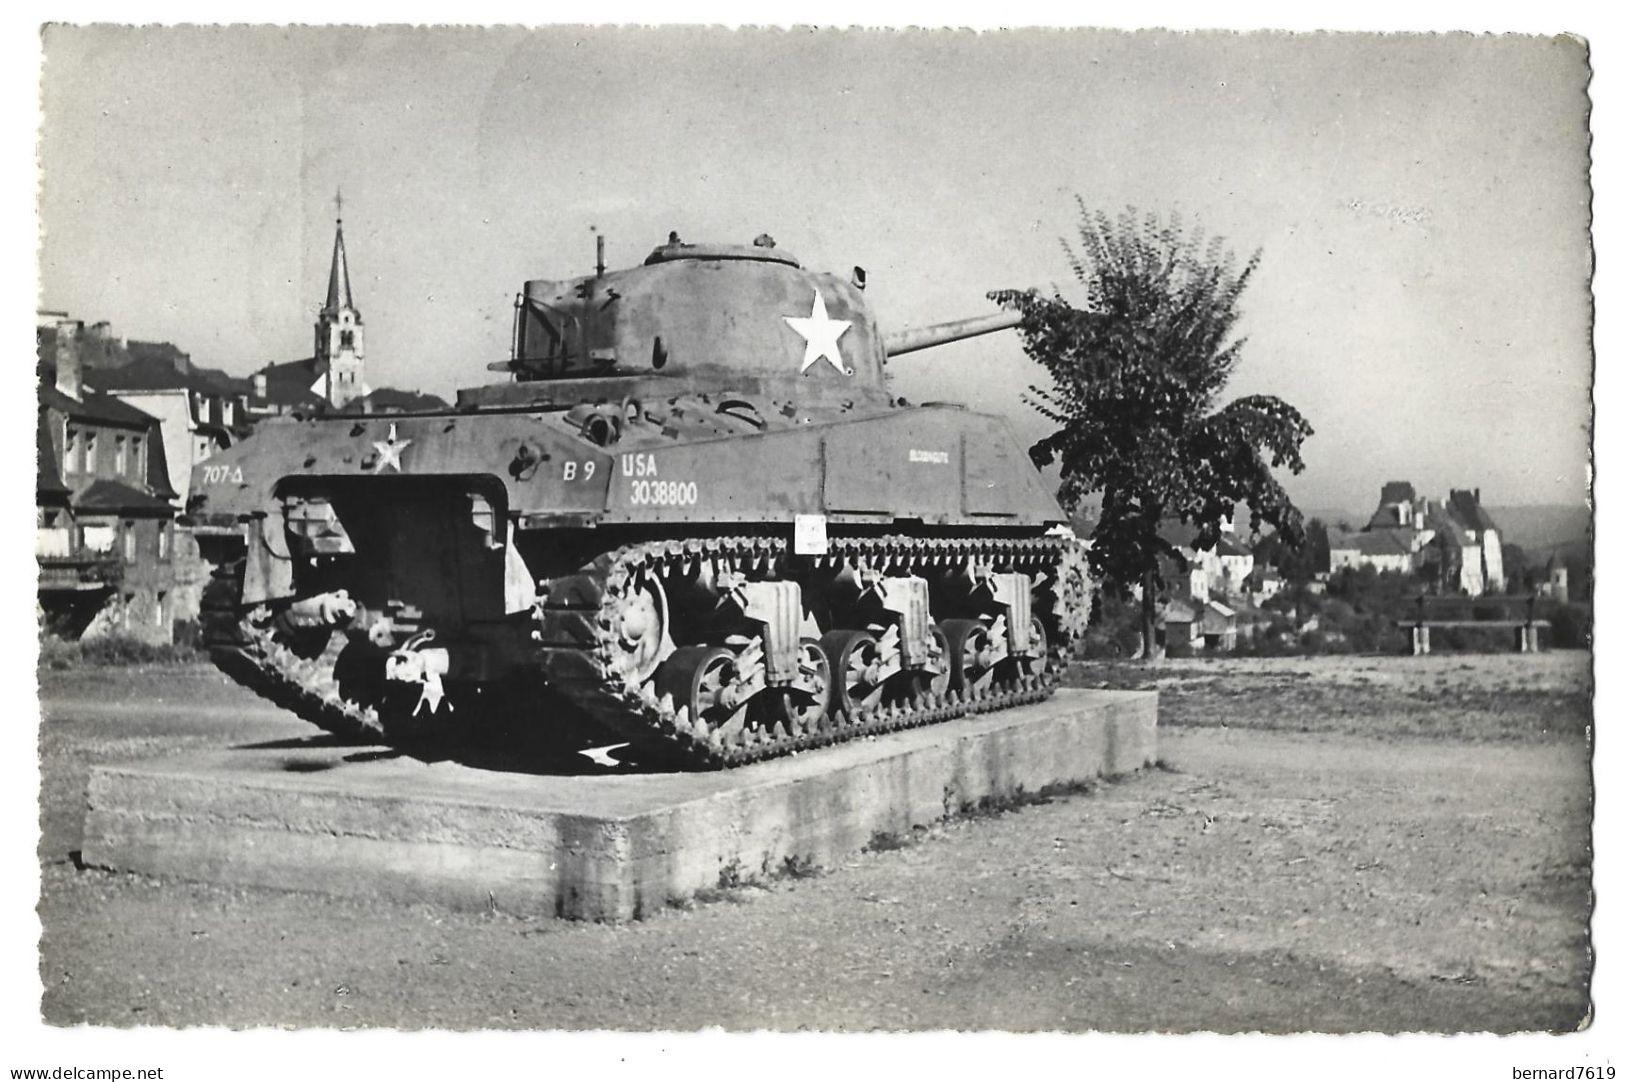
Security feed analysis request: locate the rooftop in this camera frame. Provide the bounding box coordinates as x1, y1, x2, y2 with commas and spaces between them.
39, 383, 158, 429
76, 478, 174, 515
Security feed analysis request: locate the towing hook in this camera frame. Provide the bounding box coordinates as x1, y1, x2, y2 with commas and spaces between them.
385, 630, 453, 716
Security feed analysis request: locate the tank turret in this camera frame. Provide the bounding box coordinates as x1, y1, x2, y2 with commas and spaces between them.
188, 233, 1089, 770
467, 237, 1022, 411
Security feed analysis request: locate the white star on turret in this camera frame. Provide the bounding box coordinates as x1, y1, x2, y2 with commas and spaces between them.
784, 289, 853, 375
373, 422, 411, 473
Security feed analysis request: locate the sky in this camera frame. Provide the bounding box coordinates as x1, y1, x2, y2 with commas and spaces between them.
36, 26, 1593, 511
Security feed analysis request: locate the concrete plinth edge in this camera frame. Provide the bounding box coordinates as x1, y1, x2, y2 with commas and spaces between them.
81, 688, 1156, 921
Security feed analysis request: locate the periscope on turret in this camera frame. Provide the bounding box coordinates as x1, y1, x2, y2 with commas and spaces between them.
184, 233, 1091, 769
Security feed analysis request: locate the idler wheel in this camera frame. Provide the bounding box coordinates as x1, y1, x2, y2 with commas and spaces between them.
655, 645, 748, 738
774, 638, 832, 734
940, 618, 995, 697
819, 629, 885, 719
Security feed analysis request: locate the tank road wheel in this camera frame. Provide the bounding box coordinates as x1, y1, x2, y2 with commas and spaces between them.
615, 568, 672, 685
655, 645, 749, 743
940, 618, 995, 699
774, 638, 832, 736
914, 625, 951, 702
819, 629, 885, 720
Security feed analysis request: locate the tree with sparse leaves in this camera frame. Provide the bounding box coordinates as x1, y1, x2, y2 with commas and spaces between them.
993, 201, 1313, 658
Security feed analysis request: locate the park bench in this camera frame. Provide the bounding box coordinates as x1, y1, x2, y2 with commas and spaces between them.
1395, 594, 1552, 655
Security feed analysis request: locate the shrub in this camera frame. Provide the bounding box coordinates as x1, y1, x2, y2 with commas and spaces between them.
1081, 592, 1144, 659
1551, 604, 1592, 649
1432, 625, 1518, 653
38, 634, 203, 670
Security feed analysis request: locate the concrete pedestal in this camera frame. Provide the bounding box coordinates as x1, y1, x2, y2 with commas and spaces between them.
81, 689, 1156, 922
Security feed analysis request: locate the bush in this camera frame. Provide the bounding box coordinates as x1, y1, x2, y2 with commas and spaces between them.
1324, 598, 1357, 624
37, 636, 81, 671
1233, 625, 1298, 657
38, 634, 203, 670
1081, 592, 1144, 659
1432, 625, 1518, 653
1551, 604, 1592, 649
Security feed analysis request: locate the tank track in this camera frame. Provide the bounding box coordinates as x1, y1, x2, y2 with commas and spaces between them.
535, 533, 1089, 768
197, 531, 1090, 767
198, 541, 382, 742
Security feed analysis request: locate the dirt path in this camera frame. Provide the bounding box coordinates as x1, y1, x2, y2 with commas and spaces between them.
35, 657, 1591, 1032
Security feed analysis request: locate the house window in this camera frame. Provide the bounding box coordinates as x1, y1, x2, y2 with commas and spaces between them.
158, 523, 169, 560
122, 522, 136, 563
340, 330, 354, 350
85, 432, 97, 472
65, 427, 79, 473
131, 437, 142, 477
114, 436, 127, 475
81, 523, 116, 553
155, 590, 167, 628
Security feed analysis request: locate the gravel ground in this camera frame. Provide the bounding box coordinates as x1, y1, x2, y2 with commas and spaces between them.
35, 653, 1592, 1032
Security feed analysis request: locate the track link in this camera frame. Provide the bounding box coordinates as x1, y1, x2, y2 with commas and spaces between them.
197, 530, 1089, 767
198, 539, 382, 742
534, 533, 1089, 769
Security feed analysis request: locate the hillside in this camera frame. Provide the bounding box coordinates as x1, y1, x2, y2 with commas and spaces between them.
1487, 505, 1592, 552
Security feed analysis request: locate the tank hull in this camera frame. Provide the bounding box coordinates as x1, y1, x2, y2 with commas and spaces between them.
187, 236, 1088, 769
188, 400, 1087, 768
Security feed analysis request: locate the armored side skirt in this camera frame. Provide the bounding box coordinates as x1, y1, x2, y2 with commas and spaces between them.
81, 688, 1156, 921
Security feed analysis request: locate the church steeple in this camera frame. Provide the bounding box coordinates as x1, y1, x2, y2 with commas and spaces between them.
313, 192, 367, 408
324, 217, 356, 316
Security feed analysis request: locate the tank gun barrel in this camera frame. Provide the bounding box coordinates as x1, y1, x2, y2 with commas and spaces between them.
882, 310, 1022, 359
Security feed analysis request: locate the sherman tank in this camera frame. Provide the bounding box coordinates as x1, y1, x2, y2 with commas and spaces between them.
188, 234, 1090, 769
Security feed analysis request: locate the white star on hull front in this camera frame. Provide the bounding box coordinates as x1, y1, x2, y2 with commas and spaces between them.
372, 422, 411, 473
785, 288, 854, 375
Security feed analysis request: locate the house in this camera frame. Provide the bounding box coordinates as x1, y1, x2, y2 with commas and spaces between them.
1418, 514, 1482, 596
1200, 599, 1239, 651
1366, 481, 1425, 530
1328, 527, 1416, 575
37, 323, 183, 641
1158, 517, 1254, 603
1214, 536, 1255, 596
1538, 555, 1570, 603
1444, 489, 1505, 593
1157, 597, 1242, 656
1159, 599, 1200, 657
1246, 566, 1284, 601
1338, 481, 1506, 596
78, 353, 252, 504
